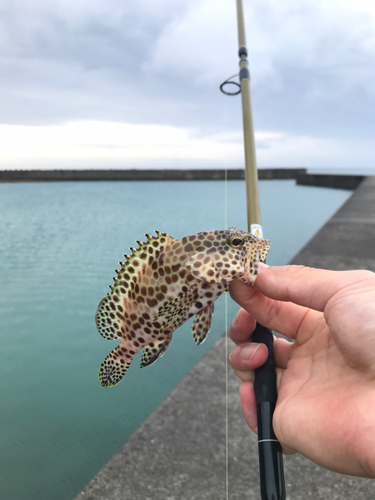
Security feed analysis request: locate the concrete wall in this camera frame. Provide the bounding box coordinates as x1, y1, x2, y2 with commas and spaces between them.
0, 168, 364, 189
0, 168, 302, 182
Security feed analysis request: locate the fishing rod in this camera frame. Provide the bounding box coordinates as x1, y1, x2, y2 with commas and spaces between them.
221, 1, 286, 499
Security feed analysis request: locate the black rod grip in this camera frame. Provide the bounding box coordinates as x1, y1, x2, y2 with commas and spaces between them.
253, 322, 277, 403
252, 323, 285, 500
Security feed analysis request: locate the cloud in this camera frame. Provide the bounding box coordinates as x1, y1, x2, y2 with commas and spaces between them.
0, 0, 374, 170
2, 120, 374, 172
256, 131, 375, 171
146, 0, 375, 137
0, 121, 243, 169
146, 0, 238, 83
148, 0, 375, 88
0, 0, 192, 125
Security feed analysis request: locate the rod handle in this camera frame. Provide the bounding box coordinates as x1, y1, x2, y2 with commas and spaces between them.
253, 323, 286, 500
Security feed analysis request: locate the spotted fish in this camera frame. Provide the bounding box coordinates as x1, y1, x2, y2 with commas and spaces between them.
95, 227, 270, 387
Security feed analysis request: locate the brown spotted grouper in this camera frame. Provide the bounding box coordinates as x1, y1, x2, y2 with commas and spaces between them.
95, 227, 270, 387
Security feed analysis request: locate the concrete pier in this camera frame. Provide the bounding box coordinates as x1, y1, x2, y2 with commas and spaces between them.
74, 177, 375, 500
0, 168, 365, 189
0, 167, 302, 182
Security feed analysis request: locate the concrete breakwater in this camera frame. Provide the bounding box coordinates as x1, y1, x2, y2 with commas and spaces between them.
0, 168, 364, 190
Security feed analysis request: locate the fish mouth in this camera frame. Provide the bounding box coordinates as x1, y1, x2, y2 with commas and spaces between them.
243, 252, 260, 285
242, 238, 270, 284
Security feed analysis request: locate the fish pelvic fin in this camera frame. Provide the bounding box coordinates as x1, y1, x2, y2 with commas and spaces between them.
140, 335, 172, 368
191, 304, 214, 345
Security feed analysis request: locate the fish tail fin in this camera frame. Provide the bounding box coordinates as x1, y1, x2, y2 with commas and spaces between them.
98, 346, 131, 387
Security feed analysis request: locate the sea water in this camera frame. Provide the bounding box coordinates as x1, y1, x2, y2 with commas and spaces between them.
0, 180, 351, 499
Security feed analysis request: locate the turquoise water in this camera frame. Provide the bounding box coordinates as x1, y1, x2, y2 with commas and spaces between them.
0, 180, 351, 499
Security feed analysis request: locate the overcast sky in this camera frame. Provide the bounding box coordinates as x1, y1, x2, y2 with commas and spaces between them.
1, 0, 374, 172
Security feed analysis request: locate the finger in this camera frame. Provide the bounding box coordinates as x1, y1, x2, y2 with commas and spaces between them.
229, 337, 294, 378
230, 279, 321, 339
255, 265, 375, 312
239, 382, 258, 433
228, 308, 256, 344
274, 337, 294, 370
232, 368, 254, 383
229, 343, 268, 383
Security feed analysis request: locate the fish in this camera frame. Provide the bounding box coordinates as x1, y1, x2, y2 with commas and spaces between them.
95, 227, 270, 387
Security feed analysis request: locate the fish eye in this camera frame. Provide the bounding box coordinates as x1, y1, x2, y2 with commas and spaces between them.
227, 236, 244, 248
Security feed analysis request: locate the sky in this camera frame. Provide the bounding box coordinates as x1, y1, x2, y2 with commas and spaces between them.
1, 0, 375, 173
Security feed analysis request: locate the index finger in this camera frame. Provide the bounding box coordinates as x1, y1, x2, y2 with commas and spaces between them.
229, 279, 320, 339
228, 307, 256, 345
255, 265, 375, 312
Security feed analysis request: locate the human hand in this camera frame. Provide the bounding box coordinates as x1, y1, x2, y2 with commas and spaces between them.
228, 265, 375, 478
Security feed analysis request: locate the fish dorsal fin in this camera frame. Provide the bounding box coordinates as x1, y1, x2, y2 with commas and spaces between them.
95, 296, 122, 340
111, 231, 175, 295
96, 231, 175, 341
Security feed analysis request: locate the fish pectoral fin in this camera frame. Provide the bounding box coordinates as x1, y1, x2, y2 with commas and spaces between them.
95, 295, 121, 340
140, 335, 172, 368
98, 346, 131, 387
152, 290, 197, 332
191, 304, 214, 345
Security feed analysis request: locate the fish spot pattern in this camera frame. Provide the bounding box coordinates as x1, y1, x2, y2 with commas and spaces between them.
95, 228, 270, 387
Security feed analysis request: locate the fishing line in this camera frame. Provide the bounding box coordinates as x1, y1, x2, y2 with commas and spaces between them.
224, 291, 229, 500
223, 98, 229, 500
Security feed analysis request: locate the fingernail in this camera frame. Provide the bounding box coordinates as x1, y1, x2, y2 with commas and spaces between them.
239, 344, 260, 360
259, 262, 269, 270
